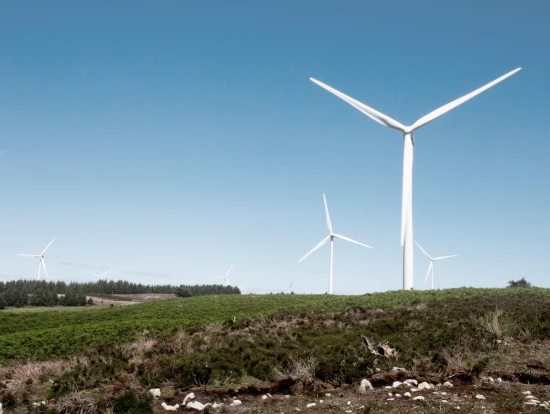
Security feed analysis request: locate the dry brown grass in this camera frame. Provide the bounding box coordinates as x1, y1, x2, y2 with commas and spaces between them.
273, 356, 318, 394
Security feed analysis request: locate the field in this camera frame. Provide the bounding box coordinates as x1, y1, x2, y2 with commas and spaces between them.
1, 287, 550, 413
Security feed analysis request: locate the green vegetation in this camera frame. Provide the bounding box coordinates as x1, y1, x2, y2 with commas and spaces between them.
0, 279, 240, 309
507, 277, 532, 288
2, 287, 550, 413
1, 287, 549, 364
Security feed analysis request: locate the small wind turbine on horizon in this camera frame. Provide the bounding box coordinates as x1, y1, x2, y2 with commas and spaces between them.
17, 237, 56, 281
299, 194, 372, 295
310, 68, 521, 290
215, 264, 234, 286
89, 267, 113, 279
287, 279, 296, 294
415, 241, 457, 290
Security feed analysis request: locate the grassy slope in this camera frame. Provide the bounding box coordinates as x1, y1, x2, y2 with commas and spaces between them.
0, 287, 548, 363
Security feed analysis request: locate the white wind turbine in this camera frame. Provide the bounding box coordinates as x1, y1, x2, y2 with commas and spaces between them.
287, 279, 296, 294
17, 237, 56, 281
415, 241, 457, 290
310, 68, 520, 290
89, 267, 113, 279
215, 264, 234, 286
299, 193, 372, 294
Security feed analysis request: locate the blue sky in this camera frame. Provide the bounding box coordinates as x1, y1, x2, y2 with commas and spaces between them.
1, 0, 548, 294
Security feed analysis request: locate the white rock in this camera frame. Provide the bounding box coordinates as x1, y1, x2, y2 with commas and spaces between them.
306, 403, 316, 408
413, 396, 425, 401
526, 395, 537, 400
230, 400, 242, 406
149, 388, 161, 398
295, 408, 301, 412
522, 391, 532, 395
387, 398, 395, 401
392, 367, 406, 372
212, 403, 224, 408
497, 378, 502, 383
186, 401, 210, 411
392, 381, 403, 388
404, 379, 418, 387
360, 379, 373, 390
395, 394, 402, 399
267, 393, 272, 397
411, 388, 419, 392
0, 402, 3, 414
440, 392, 448, 395
183, 392, 196, 405
387, 393, 393, 397
261, 395, 268, 400
347, 401, 351, 405
475, 394, 485, 400
404, 392, 411, 398
384, 386, 393, 389
443, 381, 454, 388
488, 377, 495, 383
319, 400, 324, 403
441, 400, 448, 403
325, 393, 331, 397
418, 382, 432, 390
161, 402, 180, 411
524, 400, 539, 405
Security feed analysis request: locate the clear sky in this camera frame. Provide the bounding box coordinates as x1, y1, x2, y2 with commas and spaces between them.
1, 1, 548, 294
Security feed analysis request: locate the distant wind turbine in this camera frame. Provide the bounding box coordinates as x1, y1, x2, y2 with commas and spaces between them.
415, 241, 457, 290
18, 237, 56, 281
299, 194, 372, 294
310, 68, 521, 290
215, 265, 234, 286
89, 267, 113, 279
287, 279, 296, 294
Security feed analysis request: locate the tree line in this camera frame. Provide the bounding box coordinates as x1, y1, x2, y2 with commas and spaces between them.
0, 279, 241, 309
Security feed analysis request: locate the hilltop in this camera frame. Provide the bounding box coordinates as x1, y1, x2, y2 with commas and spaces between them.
1, 288, 550, 413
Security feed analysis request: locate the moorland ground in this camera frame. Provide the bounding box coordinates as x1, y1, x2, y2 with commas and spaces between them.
1, 288, 550, 413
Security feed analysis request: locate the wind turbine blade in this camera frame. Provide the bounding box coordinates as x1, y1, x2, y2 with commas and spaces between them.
411, 68, 521, 131
17, 254, 37, 257
288, 279, 295, 290
433, 254, 458, 261
414, 240, 433, 260
89, 272, 100, 277
225, 277, 230, 285
333, 234, 373, 249
310, 78, 406, 131
323, 193, 333, 233
299, 235, 331, 262
225, 264, 235, 278
41, 237, 56, 255
400, 136, 413, 246
424, 261, 433, 283
102, 267, 113, 277
40, 257, 49, 277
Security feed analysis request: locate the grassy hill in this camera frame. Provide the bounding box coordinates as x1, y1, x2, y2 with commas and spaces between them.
1, 287, 550, 413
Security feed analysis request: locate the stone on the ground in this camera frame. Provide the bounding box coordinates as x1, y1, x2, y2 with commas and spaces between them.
149, 388, 161, 398
261, 395, 268, 400
186, 401, 210, 411
387, 393, 393, 397
212, 403, 224, 409
395, 394, 402, 399
161, 402, 180, 411
361, 379, 373, 390
522, 391, 531, 395
325, 393, 331, 397
230, 400, 242, 406
410, 388, 419, 392
392, 381, 403, 388
475, 394, 485, 400
404, 392, 411, 398
404, 379, 418, 387
442, 381, 454, 388
413, 396, 425, 401
183, 392, 196, 405
392, 367, 406, 372
306, 403, 316, 408
418, 382, 432, 390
